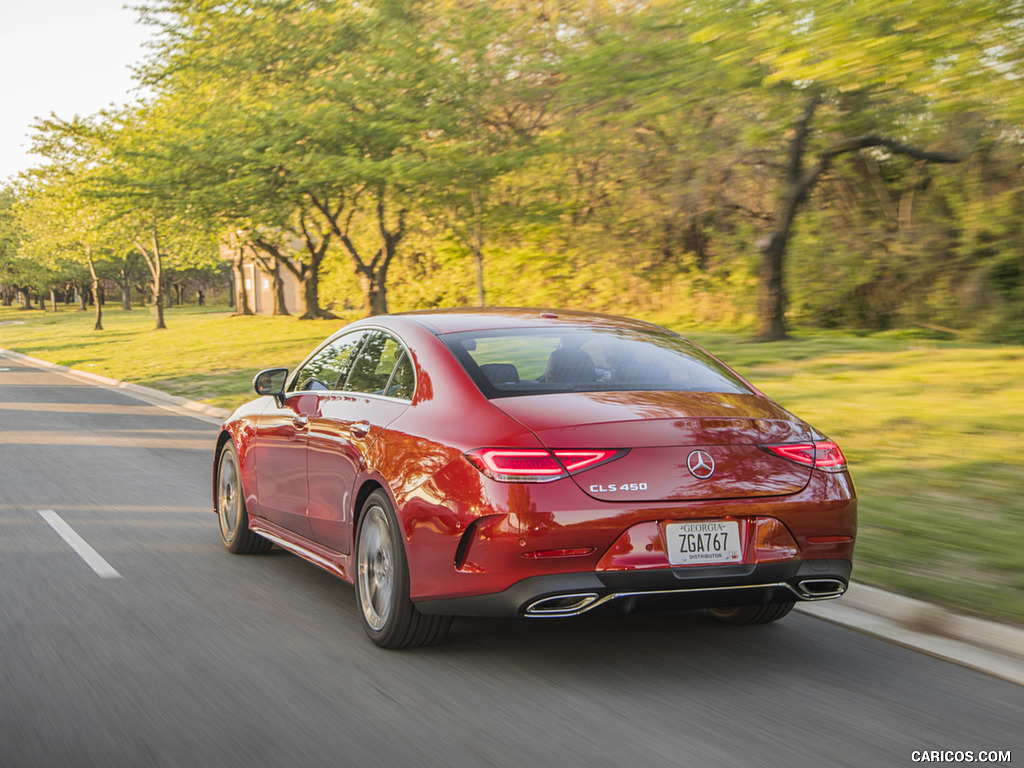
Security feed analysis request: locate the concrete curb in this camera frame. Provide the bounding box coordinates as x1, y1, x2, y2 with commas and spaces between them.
0, 348, 231, 423
3, 347, 1023, 685
796, 584, 1024, 686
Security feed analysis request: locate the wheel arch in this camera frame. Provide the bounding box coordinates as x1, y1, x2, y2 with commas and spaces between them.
352, 478, 414, 559
353, 479, 386, 534
212, 429, 234, 513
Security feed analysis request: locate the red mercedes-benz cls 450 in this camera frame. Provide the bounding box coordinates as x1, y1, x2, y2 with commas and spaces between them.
214, 309, 856, 648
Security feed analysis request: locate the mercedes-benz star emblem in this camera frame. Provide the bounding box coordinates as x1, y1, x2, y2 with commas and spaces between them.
686, 450, 715, 479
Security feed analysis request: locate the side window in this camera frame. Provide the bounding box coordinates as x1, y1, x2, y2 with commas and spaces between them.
342, 331, 406, 395
291, 331, 366, 392
385, 352, 415, 400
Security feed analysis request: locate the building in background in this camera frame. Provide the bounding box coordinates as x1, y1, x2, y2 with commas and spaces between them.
240, 258, 301, 315
220, 239, 302, 315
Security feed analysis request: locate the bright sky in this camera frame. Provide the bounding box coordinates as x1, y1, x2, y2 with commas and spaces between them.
0, 0, 155, 182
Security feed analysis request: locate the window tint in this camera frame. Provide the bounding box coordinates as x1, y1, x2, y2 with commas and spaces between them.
386, 352, 415, 400
291, 331, 365, 392
442, 327, 753, 398
343, 331, 406, 395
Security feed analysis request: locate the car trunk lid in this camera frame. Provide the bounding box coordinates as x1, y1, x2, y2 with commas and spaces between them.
493, 391, 813, 502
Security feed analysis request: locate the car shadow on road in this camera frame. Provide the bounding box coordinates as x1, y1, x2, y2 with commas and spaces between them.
257, 544, 893, 688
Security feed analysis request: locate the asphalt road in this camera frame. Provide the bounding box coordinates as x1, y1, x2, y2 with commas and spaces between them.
1, 357, 1020, 768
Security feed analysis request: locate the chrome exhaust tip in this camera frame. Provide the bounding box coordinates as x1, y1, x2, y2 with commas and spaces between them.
796, 579, 846, 600
525, 593, 601, 617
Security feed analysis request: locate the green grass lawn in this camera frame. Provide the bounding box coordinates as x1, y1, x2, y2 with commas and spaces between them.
3, 303, 1023, 625
0, 304, 356, 408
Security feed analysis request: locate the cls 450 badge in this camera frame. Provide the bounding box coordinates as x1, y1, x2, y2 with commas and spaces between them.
589, 482, 649, 493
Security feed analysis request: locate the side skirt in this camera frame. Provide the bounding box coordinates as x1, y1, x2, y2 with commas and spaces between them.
250, 520, 353, 584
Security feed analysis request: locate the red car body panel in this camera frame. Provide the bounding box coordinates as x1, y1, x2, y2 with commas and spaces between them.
397, 464, 855, 602
215, 308, 856, 620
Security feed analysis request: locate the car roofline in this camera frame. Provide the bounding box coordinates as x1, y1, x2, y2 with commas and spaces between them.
387, 307, 677, 336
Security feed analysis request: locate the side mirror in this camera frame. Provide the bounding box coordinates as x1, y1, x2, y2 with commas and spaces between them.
253, 367, 289, 406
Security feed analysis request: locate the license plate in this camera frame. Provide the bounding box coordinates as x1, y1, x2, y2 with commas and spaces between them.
665, 521, 742, 566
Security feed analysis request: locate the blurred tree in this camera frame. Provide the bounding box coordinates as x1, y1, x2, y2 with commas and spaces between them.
136, 0, 455, 317
8, 0, 1023, 338
28, 107, 221, 330
0, 185, 24, 307
419, 0, 569, 306
710, 0, 1024, 339
18, 118, 120, 330
553, 0, 1023, 338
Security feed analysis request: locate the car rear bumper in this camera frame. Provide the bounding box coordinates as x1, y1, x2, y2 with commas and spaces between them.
413, 559, 852, 618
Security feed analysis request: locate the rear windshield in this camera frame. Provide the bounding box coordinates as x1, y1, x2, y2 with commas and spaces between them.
441, 327, 753, 398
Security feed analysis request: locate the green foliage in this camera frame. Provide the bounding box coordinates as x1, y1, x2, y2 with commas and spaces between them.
2, 0, 1023, 338
781, 142, 1024, 342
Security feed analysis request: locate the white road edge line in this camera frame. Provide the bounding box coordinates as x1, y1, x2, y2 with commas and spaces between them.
38, 510, 122, 579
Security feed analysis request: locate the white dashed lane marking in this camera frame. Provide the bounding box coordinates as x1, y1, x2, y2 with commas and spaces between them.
38, 510, 122, 579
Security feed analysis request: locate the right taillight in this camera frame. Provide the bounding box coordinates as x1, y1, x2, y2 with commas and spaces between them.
761, 441, 848, 473
465, 448, 626, 483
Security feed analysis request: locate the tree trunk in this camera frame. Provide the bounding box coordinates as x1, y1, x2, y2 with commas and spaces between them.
338, 197, 405, 318
471, 186, 486, 306
117, 258, 134, 311
135, 225, 167, 330
357, 267, 388, 316
154, 274, 166, 329
755, 234, 790, 342
254, 238, 334, 320
307, 190, 400, 320
302, 265, 325, 319
472, 246, 485, 307
753, 96, 820, 342
270, 259, 290, 316
230, 236, 253, 316
87, 248, 103, 331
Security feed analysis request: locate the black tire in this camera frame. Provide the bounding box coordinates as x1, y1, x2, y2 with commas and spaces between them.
707, 601, 795, 625
216, 441, 272, 555
355, 490, 451, 649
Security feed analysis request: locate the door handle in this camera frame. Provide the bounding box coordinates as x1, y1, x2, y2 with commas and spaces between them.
292, 414, 309, 429
351, 421, 371, 437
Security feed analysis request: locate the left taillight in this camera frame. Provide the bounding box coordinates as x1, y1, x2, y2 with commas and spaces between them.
465, 448, 626, 483
761, 441, 848, 473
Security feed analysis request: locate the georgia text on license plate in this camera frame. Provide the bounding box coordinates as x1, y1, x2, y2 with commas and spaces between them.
665, 520, 742, 566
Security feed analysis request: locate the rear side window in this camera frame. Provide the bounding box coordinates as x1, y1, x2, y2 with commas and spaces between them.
343, 331, 409, 396
386, 353, 415, 400
441, 327, 752, 398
